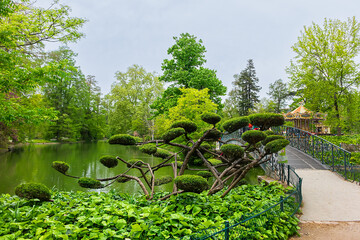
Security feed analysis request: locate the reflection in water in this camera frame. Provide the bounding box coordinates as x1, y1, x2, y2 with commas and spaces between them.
0, 142, 173, 195
0, 142, 265, 195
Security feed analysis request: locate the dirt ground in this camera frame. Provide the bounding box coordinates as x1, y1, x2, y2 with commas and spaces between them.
289, 221, 360, 240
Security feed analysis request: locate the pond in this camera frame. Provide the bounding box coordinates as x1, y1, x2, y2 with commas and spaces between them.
0, 141, 264, 195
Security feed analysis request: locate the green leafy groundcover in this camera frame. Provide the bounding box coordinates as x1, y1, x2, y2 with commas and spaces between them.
0, 183, 299, 239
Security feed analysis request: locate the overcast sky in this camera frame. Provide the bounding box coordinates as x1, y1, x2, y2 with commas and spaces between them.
41, 0, 360, 98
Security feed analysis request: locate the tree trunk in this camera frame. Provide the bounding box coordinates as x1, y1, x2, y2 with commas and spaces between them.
334, 93, 342, 136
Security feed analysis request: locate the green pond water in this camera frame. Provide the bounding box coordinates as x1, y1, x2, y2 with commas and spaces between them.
0, 142, 264, 195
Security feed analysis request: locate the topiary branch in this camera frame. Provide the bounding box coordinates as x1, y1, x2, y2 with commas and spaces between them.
199, 146, 229, 163
196, 149, 223, 185
178, 128, 214, 175
144, 162, 155, 200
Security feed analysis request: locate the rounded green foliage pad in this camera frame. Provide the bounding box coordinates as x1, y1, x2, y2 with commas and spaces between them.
171, 120, 197, 133
201, 112, 221, 125
222, 117, 249, 133
78, 177, 102, 189
108, 134, 136, 145
265, 139, 290, 154
248, 113, 284, 130
52, 161, 70, 174
262, 135, 285, 145
99, 155, 118, 168
139, 144, 157, 155
205, 129, 222, 140
15, 183, 51, 201
174, 175, 208, 193
242, 130, 267, 145
220, 144, 244, 160
162, 128, 186, 142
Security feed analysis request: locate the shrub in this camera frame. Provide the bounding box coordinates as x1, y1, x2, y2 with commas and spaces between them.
174, 175, 208, 193
52, 161, 69, 174
78, 177, 102, 189
205, 129, 222, 140
99, 155, 118, 168
242, 130, 267, 145
171, 121, 197, 133
265, 139, 290, 154
264, 130, 275, 136
201, 112, 221, 125
220, 144, 244, 160
262, 135, 285, 145
350, 152, 360, 165
208, 158, 222, 166
126, 159, 144, 167
154, 176, 173, 186
248, 113, 284, 130
222, 117, 249, 133
15, 183, 51, 201
139, 144, 157, 155
162, 128, 186, 143
108, 134, 136, 145
154, 149, 172, 159
196, 171, 212, 178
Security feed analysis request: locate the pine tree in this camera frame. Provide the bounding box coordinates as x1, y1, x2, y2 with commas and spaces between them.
229, 59, 261, 116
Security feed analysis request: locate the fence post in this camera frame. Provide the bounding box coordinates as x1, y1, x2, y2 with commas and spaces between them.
344, 153, 347, 180
297, 129, 300, 150
299, 178, 303, 203
280, 196, 284, 212
287, 165, 290, 186
331, 145, 334, 171
312, 135, 315, 158
321, 139, 324, 164
225, 221, 229, 240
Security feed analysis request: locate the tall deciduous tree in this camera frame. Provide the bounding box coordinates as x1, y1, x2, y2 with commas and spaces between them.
157, 88, 218, 135
151, 33, 226, 116
107, 65, 163, 138
229, 59, 261, 116
267, 79, 291, 113
0, 0, 85, 146
43, 47, 104, 141
287, 17, 360, 135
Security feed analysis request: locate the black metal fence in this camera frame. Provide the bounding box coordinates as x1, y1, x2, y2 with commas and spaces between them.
273, 126, 360, 183
181, 129, 302, 240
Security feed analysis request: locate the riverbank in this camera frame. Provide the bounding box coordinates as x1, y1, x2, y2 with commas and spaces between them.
0, 140, 101, 154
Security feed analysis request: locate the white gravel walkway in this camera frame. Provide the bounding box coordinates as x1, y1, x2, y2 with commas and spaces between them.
296, 169, 360, 221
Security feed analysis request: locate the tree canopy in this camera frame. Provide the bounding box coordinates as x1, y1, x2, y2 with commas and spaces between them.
151, 33, 226, 117
227, 59, 261, 116
0, 0, 86, 146
267, 79, 291, 113
287, 17, 360, 135
106, 65, 163, 139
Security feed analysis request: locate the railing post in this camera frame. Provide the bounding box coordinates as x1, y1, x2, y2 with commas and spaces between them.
331, 145, 334, 171
280, 196, 284, 212
225, 221, 229, 240
321, 139, 324, 164
299, 178, 303, 203
287, 165, 290, 186
312, 135, 315, 158
344, 153, 347, 180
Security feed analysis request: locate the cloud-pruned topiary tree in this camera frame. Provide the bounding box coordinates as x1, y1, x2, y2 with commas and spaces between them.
52, 113, 288, 199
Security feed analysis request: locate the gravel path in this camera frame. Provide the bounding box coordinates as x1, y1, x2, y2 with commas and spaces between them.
296, 169, 360, 221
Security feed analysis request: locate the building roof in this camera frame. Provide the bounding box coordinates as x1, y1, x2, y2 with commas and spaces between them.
284, 105, 324, 120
